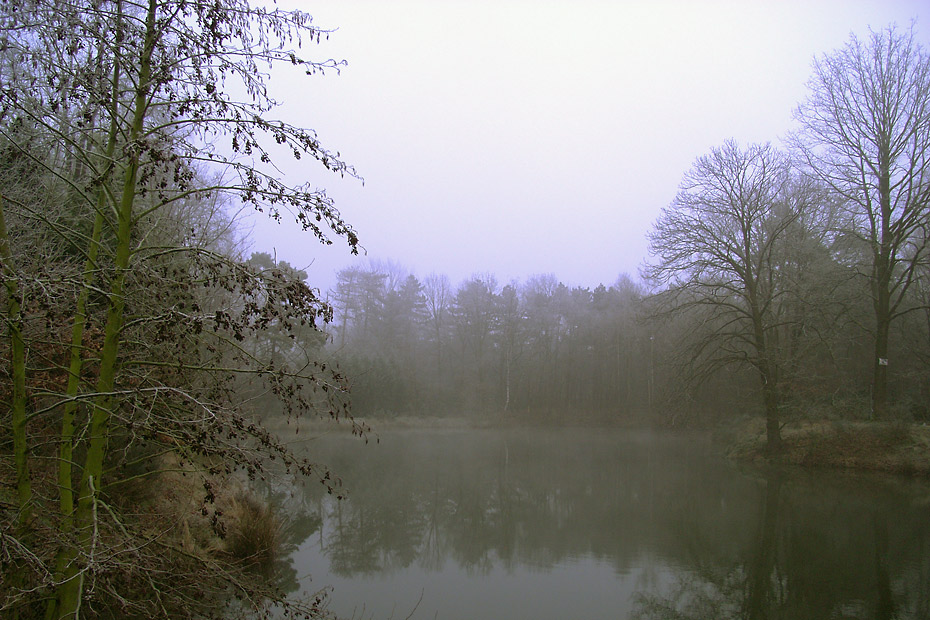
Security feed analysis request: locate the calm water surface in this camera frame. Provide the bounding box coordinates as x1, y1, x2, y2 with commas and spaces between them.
276, 428, 930, 619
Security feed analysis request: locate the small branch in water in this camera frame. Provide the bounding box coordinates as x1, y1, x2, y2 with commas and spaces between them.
403, 589, 424, 620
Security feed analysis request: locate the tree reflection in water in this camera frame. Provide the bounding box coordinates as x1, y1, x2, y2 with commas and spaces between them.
285, 430, 930, 619
633, 469, 929, 620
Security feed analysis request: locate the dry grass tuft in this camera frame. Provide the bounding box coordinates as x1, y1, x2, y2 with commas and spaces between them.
225, 492, 283, 569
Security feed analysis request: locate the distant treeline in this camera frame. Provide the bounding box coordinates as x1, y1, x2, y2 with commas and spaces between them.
318, 259, 928, 425
321, 24, 930, 430
326, 267, 656, 423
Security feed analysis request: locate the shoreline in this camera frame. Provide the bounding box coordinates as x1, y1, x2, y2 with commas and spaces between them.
721, 418, 930, 477
274, 413, 930, 478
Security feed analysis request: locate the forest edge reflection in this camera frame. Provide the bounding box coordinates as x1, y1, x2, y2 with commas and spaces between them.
269, 429, 930, 620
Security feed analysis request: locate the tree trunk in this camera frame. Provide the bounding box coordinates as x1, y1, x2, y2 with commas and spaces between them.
58, 46, 121, 529
871, 223, 892, 419
872, 150, 893, 419
749, 284, 782, 455
503, 353, 511, 412
872, 314, 890, 418
50, 2, 156, 617
0, 195, 31, 529
761, 373, 782, 456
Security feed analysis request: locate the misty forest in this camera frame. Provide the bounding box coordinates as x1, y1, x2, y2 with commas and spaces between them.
2, 1, 930, 620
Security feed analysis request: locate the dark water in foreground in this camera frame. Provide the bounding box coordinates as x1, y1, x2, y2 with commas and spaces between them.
276, 428, 930, 619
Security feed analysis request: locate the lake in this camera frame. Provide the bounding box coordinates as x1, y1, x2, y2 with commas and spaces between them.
276, 428, 930, 619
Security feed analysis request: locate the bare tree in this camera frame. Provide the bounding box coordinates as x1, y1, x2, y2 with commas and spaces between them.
422, 272, 452, 371
646, 141, 802, 454
792, 23, 930, 417
0, 0, 361, 617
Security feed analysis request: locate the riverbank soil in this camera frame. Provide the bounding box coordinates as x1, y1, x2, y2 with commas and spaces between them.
724, 418, 930, 475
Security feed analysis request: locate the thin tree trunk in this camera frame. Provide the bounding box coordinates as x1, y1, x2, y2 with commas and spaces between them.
1, 195, 34, 620
58, 36, 122, 530
0, 195, 31, 528
503, 352, 511, 412
51, 2, 156, 616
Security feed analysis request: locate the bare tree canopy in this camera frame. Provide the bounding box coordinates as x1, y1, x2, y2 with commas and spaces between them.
793, 23, 930, 417
647, 141, 812, 453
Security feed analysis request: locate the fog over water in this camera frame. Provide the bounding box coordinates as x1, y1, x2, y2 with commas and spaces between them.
7, 1, 930, 617
239, 5, 930, 616
274, 429, 930, 620
248, 1, 928, 292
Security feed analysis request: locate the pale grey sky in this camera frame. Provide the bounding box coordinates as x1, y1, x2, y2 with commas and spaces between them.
245, 1, 928, 293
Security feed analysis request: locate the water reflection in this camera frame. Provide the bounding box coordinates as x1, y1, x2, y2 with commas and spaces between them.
634, 468, 930, 620
284, 429, 930, 619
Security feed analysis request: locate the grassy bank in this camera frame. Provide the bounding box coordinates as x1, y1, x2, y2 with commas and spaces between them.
723, 418, 930, 476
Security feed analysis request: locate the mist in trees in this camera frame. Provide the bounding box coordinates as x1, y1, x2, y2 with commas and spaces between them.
325, 24, 930, 432
324, 219, 926, 428
2, 4, 930, 619
327, 262, 656, 422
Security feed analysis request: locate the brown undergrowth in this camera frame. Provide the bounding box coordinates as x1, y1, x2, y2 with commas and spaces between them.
724, 418, 930, 476
0, 449, 329, 619
115, 452, 290, 570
